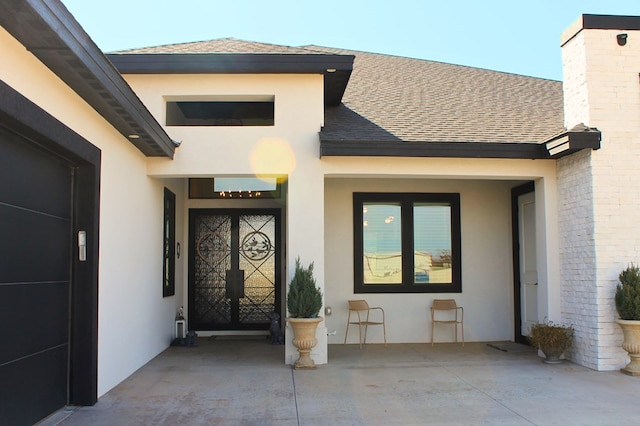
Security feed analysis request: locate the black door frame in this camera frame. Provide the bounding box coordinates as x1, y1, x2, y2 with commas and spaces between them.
0, 80, 101, 406
188, 208, 282, 331
511, 181, 535, 344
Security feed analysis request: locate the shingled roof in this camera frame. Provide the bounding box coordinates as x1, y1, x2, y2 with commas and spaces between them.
308, 46, 564, 143
118, 38, 312, 54
113, 38, 600, 159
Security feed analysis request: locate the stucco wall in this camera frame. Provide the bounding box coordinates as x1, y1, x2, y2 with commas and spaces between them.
561, 23, 640, 370
0, 27, 182, 396
122, 72, 329, 364
324, 177, 517, 344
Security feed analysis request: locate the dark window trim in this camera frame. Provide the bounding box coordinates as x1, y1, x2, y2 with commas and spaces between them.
163, 188, 176, 297
353, 192, 461, 294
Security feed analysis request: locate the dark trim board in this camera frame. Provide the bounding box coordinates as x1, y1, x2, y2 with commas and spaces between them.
0, 79, 100, 407
320, 131, 601, 159
582, 14, 640, 30
108, 53, 354, 107
320, 140, 546, 159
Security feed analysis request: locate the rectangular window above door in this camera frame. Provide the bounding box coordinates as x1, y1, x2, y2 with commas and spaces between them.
166, 99, 274, 126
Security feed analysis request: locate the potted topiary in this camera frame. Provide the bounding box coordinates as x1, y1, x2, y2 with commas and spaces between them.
286, 257, 323, 369
615, 264, 640, 375
528, 319, 574, 364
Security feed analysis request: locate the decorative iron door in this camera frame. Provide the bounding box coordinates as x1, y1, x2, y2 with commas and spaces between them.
189, 209, 280, 330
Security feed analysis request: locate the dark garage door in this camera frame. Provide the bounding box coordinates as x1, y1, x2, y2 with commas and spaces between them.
0, 126, 73, 425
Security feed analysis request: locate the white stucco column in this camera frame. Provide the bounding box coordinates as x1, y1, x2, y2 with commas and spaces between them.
284, 171, 327, 365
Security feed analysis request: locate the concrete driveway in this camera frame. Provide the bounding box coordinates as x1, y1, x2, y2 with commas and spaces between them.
41, 338, 640, 425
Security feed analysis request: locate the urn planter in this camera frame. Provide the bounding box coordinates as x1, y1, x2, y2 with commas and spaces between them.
288, 317, 323, 369
615, 319, 640, 376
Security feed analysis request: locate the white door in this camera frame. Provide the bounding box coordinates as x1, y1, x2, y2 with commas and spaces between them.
519, 192, 538, 335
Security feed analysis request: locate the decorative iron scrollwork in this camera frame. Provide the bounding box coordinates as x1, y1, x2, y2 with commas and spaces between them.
240, 231, 272, 261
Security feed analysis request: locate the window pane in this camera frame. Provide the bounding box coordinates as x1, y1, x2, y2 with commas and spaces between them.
414, 203, 452, 284
166, 101, 274, 126
363, 203, 402, 284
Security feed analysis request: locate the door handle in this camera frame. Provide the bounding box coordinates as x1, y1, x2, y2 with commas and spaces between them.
78, 230, 87, 261
225, 269, 245, 299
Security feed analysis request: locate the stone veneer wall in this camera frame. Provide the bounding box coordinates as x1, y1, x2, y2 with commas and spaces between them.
560, 21, 640, 370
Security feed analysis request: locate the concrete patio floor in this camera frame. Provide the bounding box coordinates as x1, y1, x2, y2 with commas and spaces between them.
40, 338, 640, 425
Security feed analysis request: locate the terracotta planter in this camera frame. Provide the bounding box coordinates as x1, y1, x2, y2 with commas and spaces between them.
616, 319, 640, 376
287, 317, 323, 369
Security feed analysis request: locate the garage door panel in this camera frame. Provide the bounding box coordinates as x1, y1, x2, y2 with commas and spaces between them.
0, 127, 72, 424
0, 282, 70, 365
0, 345, 68, 426
0, 204, 70, 284
0, 128, 71, 219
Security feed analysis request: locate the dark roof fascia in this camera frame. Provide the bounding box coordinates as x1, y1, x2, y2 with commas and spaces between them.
107, 53, 355, 106
0, 0, 175, 158
320, 131, 601, 160
582, 14, 640, 30
319, 140, 548, 159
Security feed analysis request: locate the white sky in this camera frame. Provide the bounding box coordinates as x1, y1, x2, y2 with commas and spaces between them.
62, 0, 640, 81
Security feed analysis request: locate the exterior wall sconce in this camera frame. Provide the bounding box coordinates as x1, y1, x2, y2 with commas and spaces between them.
325, 306, 332, 316
617, 33, 628, 46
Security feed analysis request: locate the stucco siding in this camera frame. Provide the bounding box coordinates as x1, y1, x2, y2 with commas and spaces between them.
324, 178, 517, 345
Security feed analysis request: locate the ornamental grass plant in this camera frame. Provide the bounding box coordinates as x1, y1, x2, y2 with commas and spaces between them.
528, 319, 574, 354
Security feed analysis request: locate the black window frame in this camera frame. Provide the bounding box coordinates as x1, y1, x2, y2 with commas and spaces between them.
166, 100, 275, 126
353, 192, 462, 294
163, 187, 176, 297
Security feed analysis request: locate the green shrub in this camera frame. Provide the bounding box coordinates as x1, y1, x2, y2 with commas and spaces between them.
287, 258, 322, 318
528, 320, 574, 352
615, 264, 640, 320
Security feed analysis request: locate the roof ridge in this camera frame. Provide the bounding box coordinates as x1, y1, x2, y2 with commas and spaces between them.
114, 37, 310, 54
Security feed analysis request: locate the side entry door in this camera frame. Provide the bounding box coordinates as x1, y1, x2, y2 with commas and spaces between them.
519, 191, 538, 336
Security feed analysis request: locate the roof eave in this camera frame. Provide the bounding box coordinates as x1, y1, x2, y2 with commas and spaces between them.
544, 126, 601, 158
319, 139, 550, 159
320, 128, 602, 160
107, 53, 355, 106
0, 0, 176, 158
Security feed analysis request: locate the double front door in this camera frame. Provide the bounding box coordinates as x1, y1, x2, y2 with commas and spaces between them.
189, 209, 281, 330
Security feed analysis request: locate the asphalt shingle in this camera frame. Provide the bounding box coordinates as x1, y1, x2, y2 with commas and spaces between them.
117, 38, 565, 144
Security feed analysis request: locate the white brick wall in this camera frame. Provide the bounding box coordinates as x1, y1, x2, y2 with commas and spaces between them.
560, 23, 640, 370
557, 149, 599, 369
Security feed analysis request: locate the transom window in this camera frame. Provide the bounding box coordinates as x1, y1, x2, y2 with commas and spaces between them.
189, 177, 282, 199
353, 192, 461, 293
166, 100, 274, 126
